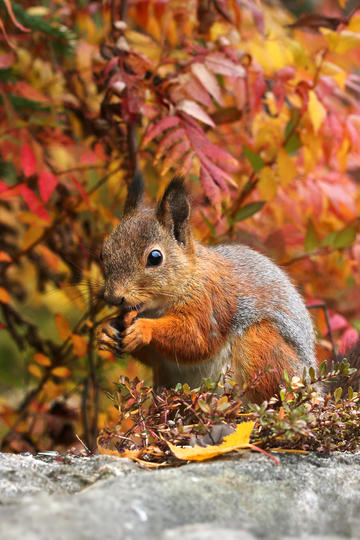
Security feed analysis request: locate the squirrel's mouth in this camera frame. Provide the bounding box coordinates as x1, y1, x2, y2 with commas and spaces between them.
124, 302, 144, 313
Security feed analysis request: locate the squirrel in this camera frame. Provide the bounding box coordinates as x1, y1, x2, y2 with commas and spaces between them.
97, 173, 356, 402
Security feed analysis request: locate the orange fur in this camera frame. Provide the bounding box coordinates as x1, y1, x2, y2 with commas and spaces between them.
232, 320, 299, 401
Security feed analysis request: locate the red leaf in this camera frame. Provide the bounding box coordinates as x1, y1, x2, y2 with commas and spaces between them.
328, 313, 349, 333
142, 116, 180, 147
162, 140, 191, 172
340, 327, 359, 354
21, 143, 36, 177
205, 53, 246, 78
184, 75, 214, 108
200, 166, 222, 207
184, 123, 239, 173
252, 71, 266, 113
0, 52, 15, 68
38, 171, 58, 203
0, 180, 9, 194
155, 128, 186, 159
69, 175, 90, 205
19, 185, 50, 221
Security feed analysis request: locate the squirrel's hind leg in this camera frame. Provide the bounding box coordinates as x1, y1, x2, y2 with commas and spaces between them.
232, 320, 302, 403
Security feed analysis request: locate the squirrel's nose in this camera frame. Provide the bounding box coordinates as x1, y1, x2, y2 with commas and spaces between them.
103, 292, 125, 307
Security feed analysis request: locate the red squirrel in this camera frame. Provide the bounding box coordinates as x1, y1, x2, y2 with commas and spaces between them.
97, 174, 320, 402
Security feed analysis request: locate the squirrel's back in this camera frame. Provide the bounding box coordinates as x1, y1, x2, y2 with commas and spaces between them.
212, 244, 315, 368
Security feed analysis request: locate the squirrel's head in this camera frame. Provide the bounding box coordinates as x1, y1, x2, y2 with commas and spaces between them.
101, 174, 195, 314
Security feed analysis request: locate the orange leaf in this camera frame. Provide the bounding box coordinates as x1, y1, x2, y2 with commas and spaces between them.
34, 353, 52, 367
167, 421, 255, 461
0, 251, 12, 262
71, 334, 88, 357
54, 313, 71, 342
0, 287, 10, 304
28, 364, 42, 378
51, 366, 71, 378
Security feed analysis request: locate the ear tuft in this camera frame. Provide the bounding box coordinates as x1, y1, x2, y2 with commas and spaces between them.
156, 176, 191, 245
123, 170, 145, 216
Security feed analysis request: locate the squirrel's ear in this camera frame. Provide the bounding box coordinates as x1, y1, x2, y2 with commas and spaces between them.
123, 170, 145, 216
156, 176, 191, 245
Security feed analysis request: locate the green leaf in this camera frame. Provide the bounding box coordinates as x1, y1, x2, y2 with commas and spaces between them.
234, 201, 266, 222
309, 366, 316, 382
334, 387, 342, 403
284, 132, 302, 154
348, 386, 354, 400
319, 360, 328, 377
305, 219, 319, 252
0, 94, 50, 112
0, 68, 15, 82
243, 146, 264, 173
333, 228, 356, 249
322, 228, 356, 249
198, 399, 211, 413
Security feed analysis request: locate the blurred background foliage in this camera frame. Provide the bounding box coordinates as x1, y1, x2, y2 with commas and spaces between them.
0, 0, 359, 452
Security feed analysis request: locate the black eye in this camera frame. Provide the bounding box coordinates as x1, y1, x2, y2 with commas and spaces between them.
146, 249, 163, 267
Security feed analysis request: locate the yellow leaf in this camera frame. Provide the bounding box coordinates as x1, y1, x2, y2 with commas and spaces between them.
21, 225, 45, 251
258, 166, 277, 201
348, 15, 360, 32
337, 137, 350, 172
34, 353, 51, 367
308, 90, 326, 134
167, 421, 255, 462
277, 149, 297, 187
147, 15, 161, 42
54, 313, 71, 342
61, 285, 86, 312
51, 366, 71, 378
321, 28, 360, 54
0, 287, 10, 304
71, 334, 88, 357
28, 364, 42, 378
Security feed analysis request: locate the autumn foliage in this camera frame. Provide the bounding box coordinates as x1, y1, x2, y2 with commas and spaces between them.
0, 0, 360, 453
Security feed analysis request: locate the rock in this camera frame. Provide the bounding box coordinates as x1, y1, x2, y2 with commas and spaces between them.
1, 452, 360, 539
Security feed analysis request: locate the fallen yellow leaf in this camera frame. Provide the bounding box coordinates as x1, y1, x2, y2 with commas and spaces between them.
166, 421, 255, 462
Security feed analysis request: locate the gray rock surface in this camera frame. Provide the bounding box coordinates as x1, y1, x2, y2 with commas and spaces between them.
1, 451, 360, 540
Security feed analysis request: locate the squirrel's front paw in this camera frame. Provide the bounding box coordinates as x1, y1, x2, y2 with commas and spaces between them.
121, 319, 153, 353
96, 319, 123, 356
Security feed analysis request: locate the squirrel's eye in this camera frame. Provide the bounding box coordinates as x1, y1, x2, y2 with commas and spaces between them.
146, 249, 163, 267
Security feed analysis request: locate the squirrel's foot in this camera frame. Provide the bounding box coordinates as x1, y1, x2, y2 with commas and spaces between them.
96, 320, 123, 356
121, 319, 153, 353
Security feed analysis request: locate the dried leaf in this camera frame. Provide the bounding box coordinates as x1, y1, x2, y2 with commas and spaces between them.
166, 421, 255, 461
